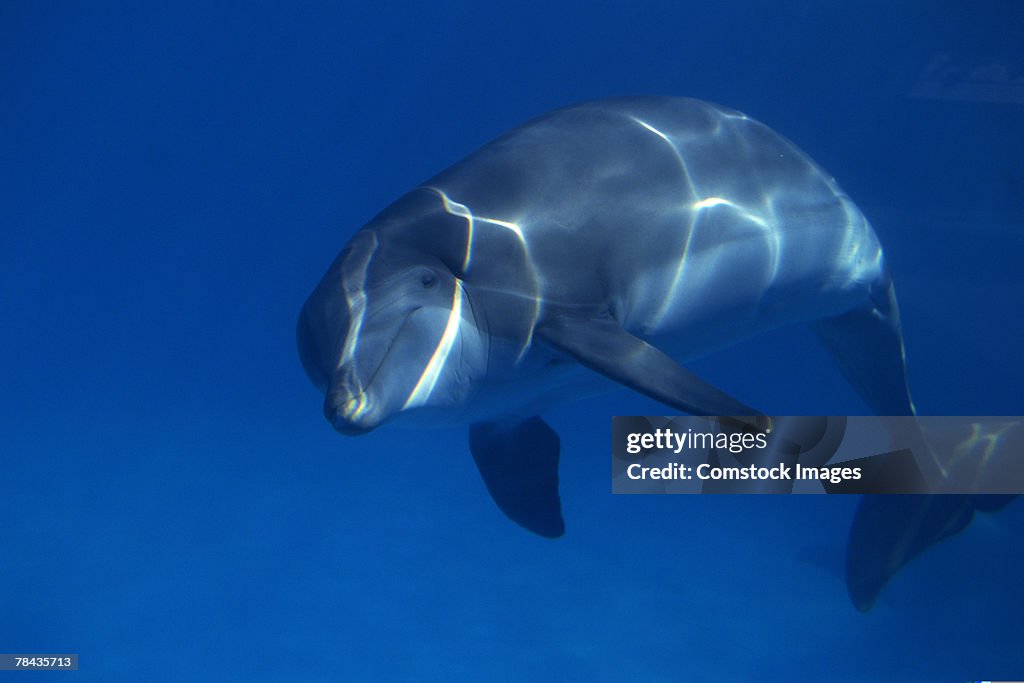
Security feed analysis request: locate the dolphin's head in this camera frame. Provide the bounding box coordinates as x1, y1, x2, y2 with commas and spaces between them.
298, 216, 487, 435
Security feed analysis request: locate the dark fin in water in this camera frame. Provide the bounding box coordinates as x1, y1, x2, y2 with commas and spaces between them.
537, 314, 760, 416
810, 269, 915, 417
846, 495, 974, 612
469, 416, 564, 538
812, 272, 983, 611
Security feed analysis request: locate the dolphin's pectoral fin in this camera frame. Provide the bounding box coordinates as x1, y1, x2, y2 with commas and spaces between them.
469, 416, 564, 538
846, 494, 975, 611
536, 314, 760, 416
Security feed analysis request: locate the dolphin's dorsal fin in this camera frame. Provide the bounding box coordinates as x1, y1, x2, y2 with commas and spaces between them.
536, 314, 760, 417
469, 417, 564, 538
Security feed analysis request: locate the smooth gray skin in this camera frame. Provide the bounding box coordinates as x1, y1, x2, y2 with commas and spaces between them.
298, 97, 911, 435
298, 97, 984, 610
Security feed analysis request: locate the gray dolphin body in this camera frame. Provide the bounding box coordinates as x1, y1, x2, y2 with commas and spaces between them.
298, 97, 989, 609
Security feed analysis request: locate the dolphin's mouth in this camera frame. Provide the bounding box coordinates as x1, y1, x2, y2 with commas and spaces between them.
325, 309, 423, 435
323, 390, 379, 435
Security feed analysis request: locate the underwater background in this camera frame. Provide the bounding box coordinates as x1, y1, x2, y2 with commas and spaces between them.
2, 1, 1022, 680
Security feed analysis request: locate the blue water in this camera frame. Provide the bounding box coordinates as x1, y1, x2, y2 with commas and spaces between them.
3, 2, 1022, 680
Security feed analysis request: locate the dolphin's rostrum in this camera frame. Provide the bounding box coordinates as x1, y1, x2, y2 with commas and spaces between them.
297, 97, 1001, 610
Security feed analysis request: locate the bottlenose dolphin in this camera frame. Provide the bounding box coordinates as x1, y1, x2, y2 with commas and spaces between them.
297, 97, 1004, 609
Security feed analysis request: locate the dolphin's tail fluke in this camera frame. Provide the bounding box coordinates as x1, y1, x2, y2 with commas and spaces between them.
846, 495, 972, 611
845, 420, 1022, 611
847, 492, 1017, 611
814, 269, 1019, 610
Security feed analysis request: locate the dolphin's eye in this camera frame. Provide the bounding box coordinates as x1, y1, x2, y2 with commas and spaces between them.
420, 272, 438, 289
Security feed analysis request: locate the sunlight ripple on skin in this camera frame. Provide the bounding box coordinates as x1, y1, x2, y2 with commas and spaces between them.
428, 186, 541, 362
630, 116, 703, 328
428, 186, 524, 273
338, 232, 378, 373
403, 281, 465, 409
